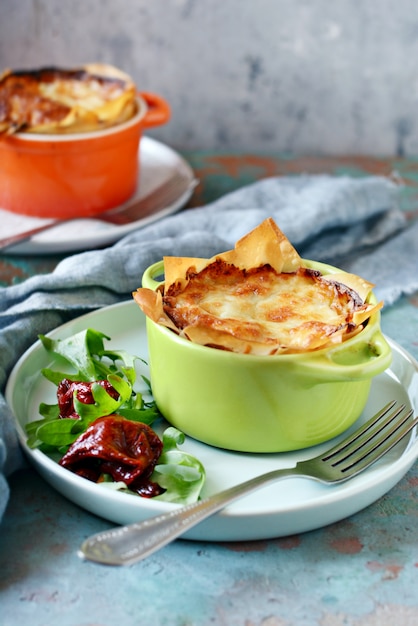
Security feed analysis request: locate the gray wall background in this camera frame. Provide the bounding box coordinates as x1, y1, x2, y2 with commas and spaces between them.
1, 0, 418, 156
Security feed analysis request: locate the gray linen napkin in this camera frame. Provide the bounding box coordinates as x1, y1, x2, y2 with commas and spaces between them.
1, 174, 417, 521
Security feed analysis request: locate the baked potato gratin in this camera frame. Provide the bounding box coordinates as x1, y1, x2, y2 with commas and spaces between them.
0, 63, 137, 135
133, 218, 383, 356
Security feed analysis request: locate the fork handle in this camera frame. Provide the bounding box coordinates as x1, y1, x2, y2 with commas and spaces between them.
0, 221, 59, 250
79, 467, 298, 566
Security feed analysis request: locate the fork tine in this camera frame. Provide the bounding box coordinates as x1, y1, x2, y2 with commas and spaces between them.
322, 401, 399, 462
334, 405, 412, 465
326, 401, 408, 465
328, 404, 417, 476
340, 413, 418, 475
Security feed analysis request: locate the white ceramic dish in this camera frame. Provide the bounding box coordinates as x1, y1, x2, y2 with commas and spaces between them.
1, 137, 195, 255
6, 300, 418, 542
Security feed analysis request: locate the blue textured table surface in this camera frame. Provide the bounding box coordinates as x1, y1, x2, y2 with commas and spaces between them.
1, 153, 418, 626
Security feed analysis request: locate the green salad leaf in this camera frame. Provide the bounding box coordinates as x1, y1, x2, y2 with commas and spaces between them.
25, 327, 206, 504
39, 329, 138, 385
151, 428, 206, 504
27, 328, 162, 452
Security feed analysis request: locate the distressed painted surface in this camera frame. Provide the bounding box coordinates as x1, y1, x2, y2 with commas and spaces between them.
1, 154, 418, 625
2, 0, 418, 155
1, 466, 418, 626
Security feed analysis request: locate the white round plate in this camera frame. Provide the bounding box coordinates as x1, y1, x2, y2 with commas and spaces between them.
6, 300, 418, 541
1, 137, 195, 255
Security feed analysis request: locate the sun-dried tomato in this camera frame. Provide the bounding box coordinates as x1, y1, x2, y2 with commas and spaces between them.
57, 378, 119, 419
59, 415, 164, 497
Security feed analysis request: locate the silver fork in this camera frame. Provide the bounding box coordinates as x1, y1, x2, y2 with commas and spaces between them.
79, 401, 417, 566
0, 170, 197, 251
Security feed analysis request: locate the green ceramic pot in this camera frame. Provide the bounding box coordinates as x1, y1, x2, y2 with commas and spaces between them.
141, 259, 392, 452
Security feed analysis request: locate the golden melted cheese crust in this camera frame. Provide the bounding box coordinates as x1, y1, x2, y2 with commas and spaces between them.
162, 262, 366, 354
0, 63, 137, 135
133, 218, 383, 355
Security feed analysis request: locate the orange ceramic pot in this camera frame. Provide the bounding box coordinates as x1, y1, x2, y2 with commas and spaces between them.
0, 92, 170, 219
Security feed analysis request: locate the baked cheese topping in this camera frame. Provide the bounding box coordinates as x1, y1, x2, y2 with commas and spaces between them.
162, 262, 366, 354
40, 76, 126, 110
133, 218, 383, 355
0, 63, 137, 135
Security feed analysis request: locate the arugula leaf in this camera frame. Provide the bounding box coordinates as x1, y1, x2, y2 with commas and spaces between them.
71, 376, 131, 422
117, 407, 160, 425
39, 329, 108, 381
27, 328, 163, 452
35, 418, 83, 447
152, 428, 206, 504
26, 328, 206, 504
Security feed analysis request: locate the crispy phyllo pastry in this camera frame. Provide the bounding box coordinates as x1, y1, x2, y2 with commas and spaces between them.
0, 63, 137, 135
133, 218, 383, 355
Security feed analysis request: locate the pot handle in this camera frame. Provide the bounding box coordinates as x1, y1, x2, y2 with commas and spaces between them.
142, 260, 165, 290
297, 327, 392, 381
139, 92, 171, 128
